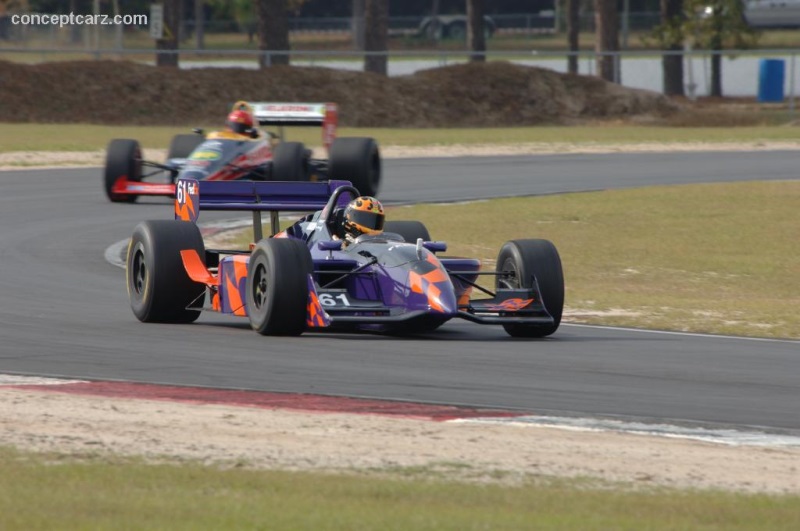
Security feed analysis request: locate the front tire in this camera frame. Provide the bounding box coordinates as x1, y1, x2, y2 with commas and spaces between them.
272, 141, 309, 181
329, 137, 381, 197
126, 220, 206, 323
246, 238, 312, 336
167, 134, 204, 160
104, 139, 142, 203
383, 220, 431, 243
495, 239, 564, 338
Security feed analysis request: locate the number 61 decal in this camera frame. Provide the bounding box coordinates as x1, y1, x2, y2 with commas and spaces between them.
318, 293, 351, 307
174, 178, 199, 222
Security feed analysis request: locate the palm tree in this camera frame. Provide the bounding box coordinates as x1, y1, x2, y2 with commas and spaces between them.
566, 0, 580, 74
364, 0, 388, 75
467, 0, 485, 62
256, 0, 290, 67
156, 0, 180, 68
594, 0, 619, 82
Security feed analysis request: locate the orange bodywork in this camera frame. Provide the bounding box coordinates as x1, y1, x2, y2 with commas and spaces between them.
409, 253, 451, 313
179, 250, 248, 315
221, 256, 249, 316
306, 290, 328, 327
485, 298, 534, 312
174, 187, 197, 222
180, 250, 217, 285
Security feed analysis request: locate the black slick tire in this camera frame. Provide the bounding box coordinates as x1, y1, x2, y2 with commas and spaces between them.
126, 220, 206, 323
272, 141, 309, 181
495, 239, 564, 338
167, 134, 204, 160
104, 139, 142, 203
383, 221, 431, 243
246, 238, 312, 336
329, 137, 381, 197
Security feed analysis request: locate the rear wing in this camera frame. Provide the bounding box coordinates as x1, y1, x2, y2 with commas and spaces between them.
242, 101, 338, 150
174, 177, 350, 240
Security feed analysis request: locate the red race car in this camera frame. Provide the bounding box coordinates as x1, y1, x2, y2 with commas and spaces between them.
103, 101, 381, 202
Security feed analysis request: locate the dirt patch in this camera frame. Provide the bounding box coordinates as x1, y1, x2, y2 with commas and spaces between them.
0, 60, 680, 127
1, 388, 798, 493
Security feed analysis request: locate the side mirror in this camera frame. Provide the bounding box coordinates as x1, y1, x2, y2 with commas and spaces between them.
192, 128, 204, 135
318, 240, 343, 252
423, 241, 447, 253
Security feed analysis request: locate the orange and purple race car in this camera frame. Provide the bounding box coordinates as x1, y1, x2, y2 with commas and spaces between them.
125, 177, 564, 338
104, 101, 381, 202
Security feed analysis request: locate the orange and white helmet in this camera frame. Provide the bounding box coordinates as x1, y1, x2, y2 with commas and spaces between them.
343, 196, 384, 239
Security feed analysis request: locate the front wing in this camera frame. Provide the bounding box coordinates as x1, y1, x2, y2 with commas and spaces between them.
307, 285, 554, 328
111, 176, 176, 199
181, 250, 554, 331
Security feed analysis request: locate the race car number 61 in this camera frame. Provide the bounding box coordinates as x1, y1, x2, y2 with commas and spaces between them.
318, 293, 350, 307
176, 180, 195, 204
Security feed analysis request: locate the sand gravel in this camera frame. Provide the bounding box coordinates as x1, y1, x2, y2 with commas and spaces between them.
1, 388, 799, 493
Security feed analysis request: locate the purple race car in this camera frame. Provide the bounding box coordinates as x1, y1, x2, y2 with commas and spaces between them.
125, 177, 564, 337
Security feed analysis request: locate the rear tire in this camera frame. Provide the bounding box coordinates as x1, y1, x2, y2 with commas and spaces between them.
104, 139, 141, 203
126, 220, 206, 323
167, 134, 204, 160
272, 141, 309, 181
383, 221, 431, 243
495, 239, 564, 338
329, 137, 381, 197
246, 238, 312, 336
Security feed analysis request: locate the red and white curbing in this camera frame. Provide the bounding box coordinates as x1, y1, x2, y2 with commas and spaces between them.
0, 375, 88, 386
1, 374, 522, 422
6, 375, 799, 448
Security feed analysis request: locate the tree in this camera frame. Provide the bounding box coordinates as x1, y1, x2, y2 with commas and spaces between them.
256, 0, 290, 67
364, 0, 388, 76
593, 0, 619, 82
427, 0, 440, 41
69, 0, 81, 43
156, 0, 180, 68
653, 0, 685, 96
352, 0, 365, 50
683, 0, 757, 97
565, 0, 580, 75
466, 0, 485, 62
195, 0, 205, 50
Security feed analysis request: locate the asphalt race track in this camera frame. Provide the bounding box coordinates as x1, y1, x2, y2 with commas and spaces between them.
0, 150, 798, 433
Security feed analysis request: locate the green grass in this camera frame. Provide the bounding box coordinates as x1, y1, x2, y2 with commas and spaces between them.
0, 447, 798, 530
1, 122, 799, 153
231, 181, 799, 340
398, 181, 800, 339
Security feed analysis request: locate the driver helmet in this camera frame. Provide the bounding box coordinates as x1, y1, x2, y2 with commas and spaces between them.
226, 109, 254, 135
342, 196, 384, 240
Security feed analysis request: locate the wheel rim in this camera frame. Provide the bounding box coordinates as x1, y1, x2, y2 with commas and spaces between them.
498, 257, 519, 290
131, 248, 147, 296
252, 263, 268, 310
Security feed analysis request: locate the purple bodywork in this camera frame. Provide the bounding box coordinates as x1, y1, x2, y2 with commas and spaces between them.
174, 177, 554, 333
